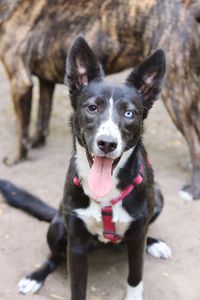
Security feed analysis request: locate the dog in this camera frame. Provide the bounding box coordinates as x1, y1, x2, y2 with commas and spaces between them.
1, 0, 200, 200
0, 36, 171, 300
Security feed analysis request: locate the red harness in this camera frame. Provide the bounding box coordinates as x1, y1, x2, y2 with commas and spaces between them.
73, 168, 143, 243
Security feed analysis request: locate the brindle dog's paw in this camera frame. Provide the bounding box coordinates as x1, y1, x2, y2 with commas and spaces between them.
3, 156, 26, 166
179, 185, 193, 201
179, 184, 200, 201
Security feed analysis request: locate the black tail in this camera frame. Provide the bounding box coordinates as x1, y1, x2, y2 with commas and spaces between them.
0, 180, 57, 222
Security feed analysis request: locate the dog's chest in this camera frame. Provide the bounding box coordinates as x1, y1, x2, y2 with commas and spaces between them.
75, 201, 133, 243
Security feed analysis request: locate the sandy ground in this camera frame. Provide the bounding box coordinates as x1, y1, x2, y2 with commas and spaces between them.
0, 63, 200, 300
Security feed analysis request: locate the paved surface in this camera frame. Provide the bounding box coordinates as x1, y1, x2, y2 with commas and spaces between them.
0, 64, 200, 300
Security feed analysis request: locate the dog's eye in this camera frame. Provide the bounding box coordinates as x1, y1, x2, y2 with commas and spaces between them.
88, 105, 97, 113
124, 110, 135, 119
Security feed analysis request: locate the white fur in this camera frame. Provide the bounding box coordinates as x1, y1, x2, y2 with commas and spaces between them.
179, 189, 193, 201
18, 277, 42, 295
147, 241, 172, 259
93, 96, 123, 158
75, 201, 133, 243
125, 282, 143, 300
93, 119, 123, 158
108, 95, 114, 120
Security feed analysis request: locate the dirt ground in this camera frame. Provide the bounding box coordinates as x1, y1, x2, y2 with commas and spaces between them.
0, 63, 200, 300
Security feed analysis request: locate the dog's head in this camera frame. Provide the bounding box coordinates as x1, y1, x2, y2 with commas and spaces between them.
65, 36, 166, 198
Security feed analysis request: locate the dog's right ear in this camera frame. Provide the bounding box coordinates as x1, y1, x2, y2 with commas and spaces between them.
65, 35, 104, 94
126, 49, 166, 117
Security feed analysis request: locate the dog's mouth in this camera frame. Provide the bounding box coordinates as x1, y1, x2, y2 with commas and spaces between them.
86, 147, 121, 199
86, 148, 121, 169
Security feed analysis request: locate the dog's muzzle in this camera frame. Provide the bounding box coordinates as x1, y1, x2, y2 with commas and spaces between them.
97, 135, 118, 155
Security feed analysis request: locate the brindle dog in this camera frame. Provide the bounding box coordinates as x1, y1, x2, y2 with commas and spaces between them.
0, 0, 200, 199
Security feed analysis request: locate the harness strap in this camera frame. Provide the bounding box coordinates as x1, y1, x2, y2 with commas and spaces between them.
73, 160, 144, 244
101, 206, 122, 243
111, 169, 143, 206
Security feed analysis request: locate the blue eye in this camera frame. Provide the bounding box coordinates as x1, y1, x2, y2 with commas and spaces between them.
124, 110, 135, 119
88, 105, 97, 113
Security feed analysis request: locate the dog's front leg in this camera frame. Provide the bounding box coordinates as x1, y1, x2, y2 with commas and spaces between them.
125, 232, 147, 300
68, 216, 91, 300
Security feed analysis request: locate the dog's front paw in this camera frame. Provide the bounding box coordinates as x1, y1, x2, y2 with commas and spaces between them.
146, 240, 171, 259
3, 155, 26, 166
179, 185, 193, 201
18, 277, 43, 295
124, 282, 143, 300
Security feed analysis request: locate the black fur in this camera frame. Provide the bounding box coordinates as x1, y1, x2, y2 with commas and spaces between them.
0, 36, 168, 299
0, 180, 57, 222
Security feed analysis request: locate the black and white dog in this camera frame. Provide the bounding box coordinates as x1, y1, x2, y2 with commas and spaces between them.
0, 36, 171, 300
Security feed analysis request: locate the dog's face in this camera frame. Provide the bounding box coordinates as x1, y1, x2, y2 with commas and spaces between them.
73, 81, 144, 159
66, 36, 166, 198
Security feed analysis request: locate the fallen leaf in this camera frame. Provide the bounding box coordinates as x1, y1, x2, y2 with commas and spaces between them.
49, 294, 65, 300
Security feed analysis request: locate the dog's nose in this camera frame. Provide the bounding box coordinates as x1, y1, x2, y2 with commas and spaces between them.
97, 135, 118, 154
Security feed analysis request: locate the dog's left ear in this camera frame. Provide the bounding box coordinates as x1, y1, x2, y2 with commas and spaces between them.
126, 49, 166, 114
65, 35, 104, 94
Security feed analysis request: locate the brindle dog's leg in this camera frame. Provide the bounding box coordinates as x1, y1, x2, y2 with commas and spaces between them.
3, 71, 33, 165
178, 123, 200, 200
180, 150, 200, 200
68, 216, 92, 300
186, 131, 200, 199
191, 160, 200, 200
32, 78, 55, 148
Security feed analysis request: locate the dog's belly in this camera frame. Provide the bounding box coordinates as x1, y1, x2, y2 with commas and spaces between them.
75, 201, 133, 243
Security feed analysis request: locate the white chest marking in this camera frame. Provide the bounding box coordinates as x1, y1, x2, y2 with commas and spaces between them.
75, 201, 133, 243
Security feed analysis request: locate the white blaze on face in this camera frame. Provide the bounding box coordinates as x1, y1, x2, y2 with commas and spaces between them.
108, 94, 114, 119
93, 96, 123, 157
88, 96, 123, 198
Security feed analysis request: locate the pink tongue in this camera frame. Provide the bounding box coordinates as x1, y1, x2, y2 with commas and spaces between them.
88, 156, 113, 198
